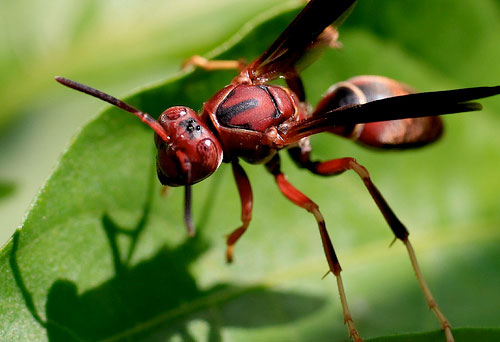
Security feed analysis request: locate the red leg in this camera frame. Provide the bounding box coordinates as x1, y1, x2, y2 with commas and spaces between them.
266, 155, 362, 342
289, 149, 454, 342
226, 160, 253, 263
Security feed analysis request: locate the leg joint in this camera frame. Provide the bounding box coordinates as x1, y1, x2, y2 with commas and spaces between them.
348, 158, 370, 179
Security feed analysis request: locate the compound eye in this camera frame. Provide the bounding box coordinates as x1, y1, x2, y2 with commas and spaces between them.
197, 138, 222, 171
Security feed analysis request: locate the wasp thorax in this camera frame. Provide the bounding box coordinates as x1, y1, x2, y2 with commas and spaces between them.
155, 106, 223, 186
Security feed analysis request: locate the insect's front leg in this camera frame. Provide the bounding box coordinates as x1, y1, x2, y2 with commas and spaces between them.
182, 55, 247, 71
265, 154, 362, 342
226, 159, 253, 263
288, 146, 455, 342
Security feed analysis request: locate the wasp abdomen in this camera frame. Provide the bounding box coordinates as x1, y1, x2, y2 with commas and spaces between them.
316, 75, 443, 149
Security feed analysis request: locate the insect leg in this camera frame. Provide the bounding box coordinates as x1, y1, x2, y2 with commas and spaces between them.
289, 148, 454, 342
226, 160, 253, 263
182, 55, 247, 71
284, 72, 306, 102
266, 154, 362, 342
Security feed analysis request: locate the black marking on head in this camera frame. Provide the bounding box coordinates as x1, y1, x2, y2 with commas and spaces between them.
258, 85, 282, 119
216, 95, 259, 129
179, 118, 203, 139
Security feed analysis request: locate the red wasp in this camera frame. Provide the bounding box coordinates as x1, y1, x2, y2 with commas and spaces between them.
56, 0, 500, 341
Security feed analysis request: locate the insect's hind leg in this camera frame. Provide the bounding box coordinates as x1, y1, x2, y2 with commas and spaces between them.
288, 147, 454, 342
266, 154, 362, 342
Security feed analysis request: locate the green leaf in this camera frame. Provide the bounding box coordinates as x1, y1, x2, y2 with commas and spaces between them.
367, 328, 500, 342
1, 1, 499, 341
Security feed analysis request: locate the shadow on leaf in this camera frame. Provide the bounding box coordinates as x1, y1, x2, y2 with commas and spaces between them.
9, 168, 326, 341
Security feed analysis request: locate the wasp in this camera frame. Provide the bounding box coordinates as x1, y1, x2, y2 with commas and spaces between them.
56, 0, 500, 340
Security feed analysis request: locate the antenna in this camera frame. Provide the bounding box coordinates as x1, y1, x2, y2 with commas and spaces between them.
55, 76, 170, 142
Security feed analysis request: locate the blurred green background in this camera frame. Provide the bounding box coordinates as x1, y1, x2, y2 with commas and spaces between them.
0, 0, 499, 341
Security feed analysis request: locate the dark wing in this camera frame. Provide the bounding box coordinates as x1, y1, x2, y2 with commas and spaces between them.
246, 0, 357, 83
283, 86, 500, 142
